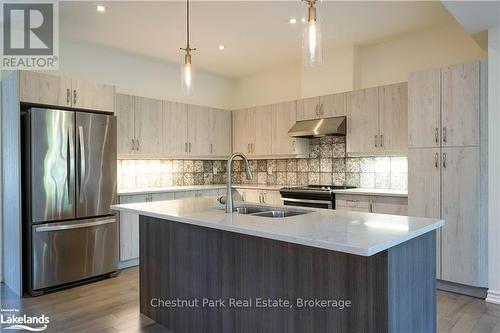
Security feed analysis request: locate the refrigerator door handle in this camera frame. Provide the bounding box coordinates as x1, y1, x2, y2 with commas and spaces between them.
35, 218, 116, 233
67, 127, 75, 204
78, 126, 86, 203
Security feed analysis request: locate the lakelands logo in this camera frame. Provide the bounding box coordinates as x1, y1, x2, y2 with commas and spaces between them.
1, 1, 59, 69
0, 313, 50, 332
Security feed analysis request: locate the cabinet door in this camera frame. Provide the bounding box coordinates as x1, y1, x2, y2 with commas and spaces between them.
408, 69, 441, 148
441, 62, 480, 147
408, 148, 441, 278
119, 194, 148, 261
115, 94, 135, 155
296, 97, 320, 121
19, 71, 72, 107
371, 196, 408, 216
199, 189, 220, 199
271, 101, 298, 155
71, 79, 115, 112
162, 101, 188, 157
346, 87, 379, 154
441, 146, 482, 286
262, 191, 281, 205
151, 192, 174, 201
187, 105, 211, 156
174, 191, 195, 199
253, 105, 272, 156
335, 194, 371, 212
232, 109, 253, 154
244, 189, 262, 203
319, 93, 345, 117
134, 96, 162, 156
210, 108, 232, 157
379, 83, 408, 152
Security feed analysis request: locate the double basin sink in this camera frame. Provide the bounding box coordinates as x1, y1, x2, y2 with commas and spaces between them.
221, 205, 312, 218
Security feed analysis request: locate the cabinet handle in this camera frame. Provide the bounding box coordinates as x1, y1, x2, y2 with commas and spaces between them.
319, 104, 324, 115
369, 199, 374, 213
185, 142, 188, 153
442, 127, 447, 143
136, 139, 140, 151
380, 134, 383, 148
73, 89, 77, 105
189, 142, 191, 153
315, 104, 319, 116
66, 88, 71, 105
442, 152, 447, 168
210, 143, 213, 154
434, 128, 439, 144
242, 192, 246, 202
434, 153, 439, 168
346, 199, 358, 203
131, 138, 135, 151
251, 143, 254, 153
247, 144, 250, 153
374, 135, 378, 148
292, 141, 296, 152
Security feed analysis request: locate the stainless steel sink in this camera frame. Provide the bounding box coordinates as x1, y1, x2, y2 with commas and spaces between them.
214, 204, 311, 218
251, 210, 309, 218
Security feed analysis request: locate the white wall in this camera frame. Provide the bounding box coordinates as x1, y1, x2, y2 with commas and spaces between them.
355, 25, 486, 89
232, 24, 486, 109
55, 40, 237, 110
487, 27, 500, 305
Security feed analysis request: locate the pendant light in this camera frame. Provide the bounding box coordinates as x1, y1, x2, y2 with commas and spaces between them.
303, 0, 322, 67
180, 0, 195, 94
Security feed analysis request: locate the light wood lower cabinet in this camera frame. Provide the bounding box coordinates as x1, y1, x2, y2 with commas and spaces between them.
234, 188, 281, 205
336, 194, 407, 215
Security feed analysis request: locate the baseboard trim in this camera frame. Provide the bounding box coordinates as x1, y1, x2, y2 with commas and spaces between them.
486, 290, 500, 304
437, 280, 487, 299
118, 258, 139, 270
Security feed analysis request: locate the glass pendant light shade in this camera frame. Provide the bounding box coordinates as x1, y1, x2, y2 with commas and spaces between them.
181, 51, 194, 95
303, 0, 322, 67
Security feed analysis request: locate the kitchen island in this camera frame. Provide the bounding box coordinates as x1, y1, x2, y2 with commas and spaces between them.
112, 198, 444, 333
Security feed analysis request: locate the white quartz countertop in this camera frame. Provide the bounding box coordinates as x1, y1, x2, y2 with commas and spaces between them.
332, 188, 408, 197
111, 198, 442, 257
118, 185, 226, 196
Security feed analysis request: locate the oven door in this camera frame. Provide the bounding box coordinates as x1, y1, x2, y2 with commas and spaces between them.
282, 198, 333, 209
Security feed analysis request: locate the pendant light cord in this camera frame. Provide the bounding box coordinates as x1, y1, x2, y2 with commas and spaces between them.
186, 0, 190, 48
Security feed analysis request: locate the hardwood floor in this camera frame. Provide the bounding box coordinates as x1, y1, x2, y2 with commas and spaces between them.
1, 267, 499, 333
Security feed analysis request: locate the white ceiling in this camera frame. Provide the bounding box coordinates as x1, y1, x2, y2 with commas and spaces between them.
59, 1, 457, 78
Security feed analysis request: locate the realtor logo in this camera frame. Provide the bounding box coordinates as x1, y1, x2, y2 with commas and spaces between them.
1, 1, 59, 69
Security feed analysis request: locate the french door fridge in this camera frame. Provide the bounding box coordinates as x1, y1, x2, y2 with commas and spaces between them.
22, 107, 118, 295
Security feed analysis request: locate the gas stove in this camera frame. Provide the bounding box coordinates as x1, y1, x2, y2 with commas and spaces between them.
280, 185, 357, 209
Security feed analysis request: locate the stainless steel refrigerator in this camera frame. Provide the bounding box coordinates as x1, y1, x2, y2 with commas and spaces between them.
22, 107, 118, 295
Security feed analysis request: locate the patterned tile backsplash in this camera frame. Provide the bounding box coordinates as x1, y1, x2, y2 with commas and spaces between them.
118, 137, 408, 190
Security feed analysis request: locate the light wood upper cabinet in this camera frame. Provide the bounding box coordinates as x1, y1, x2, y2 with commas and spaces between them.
210, 108, 232, 157
408, 69, 441, 149
319, 93, 346, 117
71, 79, 115, 112
441, 62, 480, 147
162, 101, 188, 157
19, 71, 115, 112
441, 146, 483, 286
296, 93, 345, 120
187, 105, 212, 156
296, 96, 320, 120
19, 71, 72, 107
115, 94, 135, 155
271, 101, 308, 156
253, 105, 272, 156
347, 87, 379, 154
379, 82, 408, 151
134, 96, 162, 156
232, 108, 255, 155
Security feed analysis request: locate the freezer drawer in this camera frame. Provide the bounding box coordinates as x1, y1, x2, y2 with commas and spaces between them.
31, 216, 118, 291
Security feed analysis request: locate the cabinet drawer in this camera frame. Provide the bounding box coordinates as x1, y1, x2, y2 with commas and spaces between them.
335, 194, 370, 210
371, 196, 408, 216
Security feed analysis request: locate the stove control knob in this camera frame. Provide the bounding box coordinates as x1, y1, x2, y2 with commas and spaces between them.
321, 186, 326, 191
326, 187, 331, 191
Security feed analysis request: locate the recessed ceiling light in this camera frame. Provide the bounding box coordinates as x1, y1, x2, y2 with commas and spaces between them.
96, 5, 106, 12
289, 18, 297, 24
218, 45, 225, 50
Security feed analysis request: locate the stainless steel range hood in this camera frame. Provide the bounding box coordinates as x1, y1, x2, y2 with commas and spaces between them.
288, 116, 346, 138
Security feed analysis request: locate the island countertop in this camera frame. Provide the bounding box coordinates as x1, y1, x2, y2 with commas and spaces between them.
111, 197, 443, 256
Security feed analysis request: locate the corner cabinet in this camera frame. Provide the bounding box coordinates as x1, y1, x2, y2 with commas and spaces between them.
408, 60, 487, 288
347, 83, 408, 155
19, 71, 115, 112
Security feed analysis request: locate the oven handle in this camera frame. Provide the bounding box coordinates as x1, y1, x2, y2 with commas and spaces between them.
282, 198, 333, 208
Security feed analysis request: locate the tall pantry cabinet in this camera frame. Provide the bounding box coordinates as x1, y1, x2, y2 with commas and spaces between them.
408, 60, 487, 288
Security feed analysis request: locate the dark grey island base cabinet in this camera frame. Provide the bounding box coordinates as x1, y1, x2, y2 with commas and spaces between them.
139, 216, 436, 333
